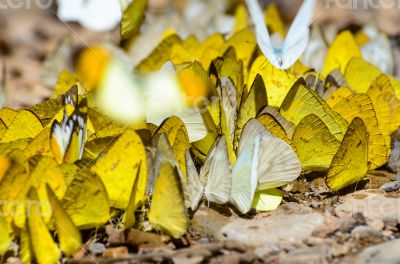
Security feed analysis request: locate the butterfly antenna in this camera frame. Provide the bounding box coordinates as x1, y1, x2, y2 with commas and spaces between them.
284, 69, 290, 79
245, 40, 257, 45
300, 174, 323, 199
260, 60, 271, 72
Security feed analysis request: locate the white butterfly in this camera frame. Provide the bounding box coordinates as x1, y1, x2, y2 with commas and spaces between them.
186, 119, 301, 214
239, 119, 302, 190
246, 0, 317, 70
57, 0, 123, 32
186, 134, 258, 214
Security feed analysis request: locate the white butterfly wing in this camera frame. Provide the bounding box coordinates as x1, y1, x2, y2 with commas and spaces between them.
245, 0, 280, 68
199, 136, 232, 204
221, 77, 237, 143
230, 135, 260, 214
146, 62, 206, 142
281, 0, 317, 69
237, 119, 267, 154
177, 110, 207, 143
185, 151, 204, 210
239, 119, 301, 190
257, 134, 301, 190
58, 0, 85, 21
96, 57, 145, 124
80, 0, 122, 32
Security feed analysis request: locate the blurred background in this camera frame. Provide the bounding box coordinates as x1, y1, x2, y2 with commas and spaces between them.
1, 0, 400, 108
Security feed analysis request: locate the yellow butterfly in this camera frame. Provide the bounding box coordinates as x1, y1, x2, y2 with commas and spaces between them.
322, 30, 361, 77
148, 145, 188, 238
280, 79, 348, 141
326, 117, 368, 191
50, 86, 87, 164
332, 93, 390, 169
292, 114, 340, 171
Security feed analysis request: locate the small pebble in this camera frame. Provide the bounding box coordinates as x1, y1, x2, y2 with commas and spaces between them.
197, 237, 210, 244
6, 257, 20, 264
88, 242, 106, 255
379, 181, 400, 192
382, 230, 394, 238
310, 201, 321, 209
351, 225, 381, 240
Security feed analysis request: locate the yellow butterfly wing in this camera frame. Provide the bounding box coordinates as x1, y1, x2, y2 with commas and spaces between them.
12, 156, 66, 228
367, 74, 399, 135
344, 58, 381, 94
292, 114, 341, 171
120, 0, 148, 41
61, 164, 110, 229
91, 129, 147, 209
0, 212, 10, 255
332, 94, 390, 169
248, 56, 297, 108
235, 75, 268, 149
148, 163, 188, 239
322, 31, 361, 76
258, 106, 296, 138
213, 51, 244, 94
251, 188, 284, 212
26, 188, 61, 264
326, 86, 354, 108
264, 3, 286, 38
191, 110, 219, 162
135, 34, 182, 73
345, 58, 400, 98
19, 228, 32, 264
233, 4, 249, 33
1, 110, 43, 143
123, 162, 144, 229
46, 185, 82, 256
155, 116, 190, 181
0, 108, 18, 127
280, 79, 348, 141
326, 118, 368, 191
257, 113, 294, 149
222, 29, 256, 70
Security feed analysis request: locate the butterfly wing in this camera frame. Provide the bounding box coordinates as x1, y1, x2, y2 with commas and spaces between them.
239, 119, 301, 190
257, 132, 301, 190
50, 120, 66, 164
199, 136, 232, 204
177, 109, 207, 143
148, 163, 189, 239
230, 134, 260, 214
185, 151, 204, 211
63, 98, 87, 163
326, 118, 368, 191
63, 85, 78, 107
281, 0, 317, 69
245, 0, 280, 68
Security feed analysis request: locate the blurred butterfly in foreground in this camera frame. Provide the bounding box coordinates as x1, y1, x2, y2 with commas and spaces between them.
57, 0, 123, 32
50, 86, 87, 164
246, 0, 317, 70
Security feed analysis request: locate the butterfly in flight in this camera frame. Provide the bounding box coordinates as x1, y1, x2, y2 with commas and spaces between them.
245, 0, 317, 70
